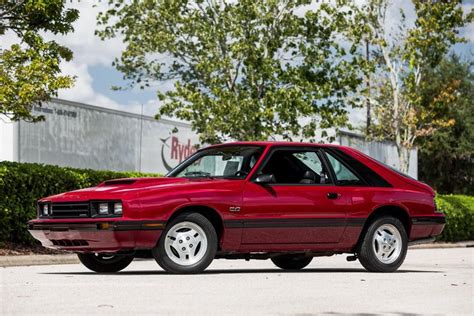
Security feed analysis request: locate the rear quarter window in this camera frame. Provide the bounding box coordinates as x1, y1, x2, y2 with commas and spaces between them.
325, 148, 392, 187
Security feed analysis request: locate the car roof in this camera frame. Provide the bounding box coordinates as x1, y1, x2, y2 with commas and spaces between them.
205, 141, 343, 149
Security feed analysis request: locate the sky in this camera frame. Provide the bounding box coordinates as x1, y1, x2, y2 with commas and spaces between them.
3, 1, 473, 123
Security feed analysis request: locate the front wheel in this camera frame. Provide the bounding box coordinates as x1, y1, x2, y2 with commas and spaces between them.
271, 254, 313, 270
153, 213, 217, 274
77, 253, 134, 273
357, 216, 408, 272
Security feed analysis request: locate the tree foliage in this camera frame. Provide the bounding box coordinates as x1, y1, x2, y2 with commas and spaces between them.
0, 0, 78, 122
359, 0, 472, 172
97, 0, 367, 143
418, 55, 473, 195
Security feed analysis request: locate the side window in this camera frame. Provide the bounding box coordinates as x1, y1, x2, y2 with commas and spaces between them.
260, 149, 329, 184
292, 152, 323, 175
325, 151, 364, 186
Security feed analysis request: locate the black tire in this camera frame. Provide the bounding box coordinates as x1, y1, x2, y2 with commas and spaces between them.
153, 213, 217, 274
271, 254, 313, 270
357, 216, 408, 272
77, 253, 134, 273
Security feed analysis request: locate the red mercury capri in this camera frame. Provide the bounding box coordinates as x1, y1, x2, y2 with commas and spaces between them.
28, 142, 445, 273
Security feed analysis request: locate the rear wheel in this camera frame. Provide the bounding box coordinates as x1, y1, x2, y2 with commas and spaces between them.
357, 216, 408, 272
153, 213, 217, 274
77, 253, 134, 273
271, 254, 313, 270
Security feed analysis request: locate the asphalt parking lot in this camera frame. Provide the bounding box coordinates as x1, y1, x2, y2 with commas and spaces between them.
1, 247, 472, 315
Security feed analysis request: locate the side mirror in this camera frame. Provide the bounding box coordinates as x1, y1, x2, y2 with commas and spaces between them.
254, 174, 276, 184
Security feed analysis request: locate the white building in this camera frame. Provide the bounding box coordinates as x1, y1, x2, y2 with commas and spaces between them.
0, 99, 199, 175
0, 98, 417, 177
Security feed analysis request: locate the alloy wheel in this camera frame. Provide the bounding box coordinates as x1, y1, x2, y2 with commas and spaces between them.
372, 223, 402, 264
164, 221, 208, 266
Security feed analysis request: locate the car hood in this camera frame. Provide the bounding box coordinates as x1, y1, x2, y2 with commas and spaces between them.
39, 177, 240, 202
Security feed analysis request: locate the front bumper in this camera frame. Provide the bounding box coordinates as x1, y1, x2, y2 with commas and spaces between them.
28, 220, 165, 253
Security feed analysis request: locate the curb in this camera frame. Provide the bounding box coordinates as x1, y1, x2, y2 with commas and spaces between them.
409, 241, 474, 249
0, 254, 79, 267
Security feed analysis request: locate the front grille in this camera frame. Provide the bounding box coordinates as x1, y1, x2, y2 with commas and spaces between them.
50, 203, 90, 218
51, 239, 89, 247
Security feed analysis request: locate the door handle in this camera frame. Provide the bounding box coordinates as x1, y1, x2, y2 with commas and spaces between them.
327, 192, 339, 200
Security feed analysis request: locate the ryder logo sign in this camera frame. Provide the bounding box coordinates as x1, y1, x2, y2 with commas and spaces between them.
171, 137, 197, 162
160, 136, 198, 171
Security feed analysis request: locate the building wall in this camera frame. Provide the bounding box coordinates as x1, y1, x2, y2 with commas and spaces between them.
16, 99, 199, 174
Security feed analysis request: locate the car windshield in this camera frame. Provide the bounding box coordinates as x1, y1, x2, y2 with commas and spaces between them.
167, 145, 265, 179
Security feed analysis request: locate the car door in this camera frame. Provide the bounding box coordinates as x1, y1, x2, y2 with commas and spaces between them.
239, 146, 352, 246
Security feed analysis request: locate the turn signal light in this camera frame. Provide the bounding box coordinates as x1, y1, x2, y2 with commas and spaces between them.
97, 223, 110, 230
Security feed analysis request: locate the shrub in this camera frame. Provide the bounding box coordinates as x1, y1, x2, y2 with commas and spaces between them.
435, 195, 474, 242
0, 161, 161, 246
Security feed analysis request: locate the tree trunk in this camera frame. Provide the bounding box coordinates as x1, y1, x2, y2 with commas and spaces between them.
397, 145, 411, 174
365, 39, 371, 133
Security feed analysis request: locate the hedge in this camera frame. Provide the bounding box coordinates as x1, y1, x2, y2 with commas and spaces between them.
0, 161, 472, 247
435, 195, 474, 242
0, 161, 161, 246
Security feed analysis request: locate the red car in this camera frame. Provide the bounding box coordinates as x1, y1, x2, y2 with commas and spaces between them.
28, 142, 445, 273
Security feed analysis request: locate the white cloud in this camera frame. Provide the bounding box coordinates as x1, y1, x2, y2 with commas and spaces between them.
126, 99, 161, 116
56, 60, 121, 108
0, 10, 134, 113
44, 1, 125, 67
40, 1, 159, 114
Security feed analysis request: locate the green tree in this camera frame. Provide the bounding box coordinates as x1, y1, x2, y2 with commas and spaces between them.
359, 0, 472, 172
418, 55, 473, 194
97, 0, 366, 143
0, 0, 78, 122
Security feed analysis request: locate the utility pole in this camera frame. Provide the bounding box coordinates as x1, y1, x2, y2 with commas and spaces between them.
138, 103, 144, 173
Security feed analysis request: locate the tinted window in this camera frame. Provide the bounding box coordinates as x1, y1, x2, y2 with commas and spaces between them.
325, 151, 364, 186
324, 148, 392, 187
292, 152, 324, 175
260, 149, 330, 184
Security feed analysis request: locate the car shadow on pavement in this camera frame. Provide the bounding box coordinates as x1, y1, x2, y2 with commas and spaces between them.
41, 268, 442, 275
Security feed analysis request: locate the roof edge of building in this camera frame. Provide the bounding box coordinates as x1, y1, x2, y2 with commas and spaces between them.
50, 98, 192, 128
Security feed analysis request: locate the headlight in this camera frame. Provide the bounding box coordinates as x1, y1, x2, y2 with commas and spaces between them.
113, 202, 122, 215
98, 203, 109, 215
42, 204, 49, 216
92, 201, 123, 217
